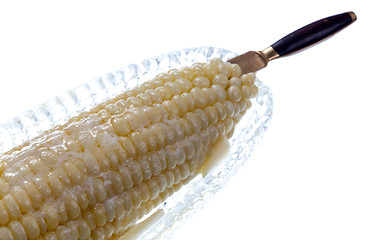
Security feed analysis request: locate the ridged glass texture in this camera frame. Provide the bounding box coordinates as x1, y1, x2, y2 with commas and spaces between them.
0, 47, 273, 239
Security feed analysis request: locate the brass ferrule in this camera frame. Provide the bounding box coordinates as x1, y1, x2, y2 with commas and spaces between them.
261, 46, 280, 62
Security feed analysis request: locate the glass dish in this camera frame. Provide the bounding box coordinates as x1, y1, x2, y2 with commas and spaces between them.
0, 47, 273, 239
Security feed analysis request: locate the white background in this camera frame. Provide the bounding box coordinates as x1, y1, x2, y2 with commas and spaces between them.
0, 1, 373, 240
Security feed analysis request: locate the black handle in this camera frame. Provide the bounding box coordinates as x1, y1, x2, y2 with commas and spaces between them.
271, 12, 356, 57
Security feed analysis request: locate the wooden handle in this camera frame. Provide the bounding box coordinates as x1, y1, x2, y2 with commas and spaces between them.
271, 12, 356, 58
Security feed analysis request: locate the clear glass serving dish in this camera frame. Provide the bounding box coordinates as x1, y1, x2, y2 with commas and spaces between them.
0, 47, 273, 239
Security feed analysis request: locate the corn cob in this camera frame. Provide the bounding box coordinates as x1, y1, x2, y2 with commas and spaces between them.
0, 58, 258, 240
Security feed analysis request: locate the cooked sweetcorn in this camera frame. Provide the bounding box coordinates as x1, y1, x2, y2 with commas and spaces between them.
0, 58, 257, 240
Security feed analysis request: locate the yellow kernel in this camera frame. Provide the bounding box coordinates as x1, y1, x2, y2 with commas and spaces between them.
180, 118, 193, 137
227, 85, 242, 102
202, 88, 217, 105
209, 58, 223, 65
113, 196, 125, 220
109, 171, 124, 195
118, 166, 134, 190
204, 106, 219, 124
65, 198, 81, 219
83, 211, 96, 231
63, 162, 84, 185
241, 85, 252, 101
172, 167, 182, 185
144, 107, 162, 123
191, 63, 206, 77
54, 168, 72, 187
0, 200, 9, 225
138, 158, 152, 181
180, 67, 194, 80
103, 200, 116, 223
156, 174, 168, 193
175, 77, 193, 92
130, 189, 142, 209
126, 160, 144, 185
193, 109, 209, 130
138, 183, 150, 202
181, 92, 196, 112
240, 73, 255, 86
172, 95, 188, 115
77, 219, 91, 239
48, 172, 65, 198
77, 191, 89, 211
192, 76, 210, 88
229, 77, 242, 87
156, 73, 173, 83
150, 125, 166, 150
77, 132, 97, 150
204, 63, 219, 80
157, 151, 168, 171
190, 87, 208, 108
26, 157, 44, 174
151, 77, 165, 87
218, 62, 232, 77
11, 187, 33, 214
207, 125, 219, 143
119, 137, 137, 158
111, 116, 131, 136
130, 132, 148, 157
147, 179, 160, 200
42, 205, 59, 231
164, 170, 175, 188
93, 205, 106, 228
57, 203, 69, 225
44, 232, 57, 240
250, 85, 259, 98
156, 86, 173, 100
8, 220, 27, 240
0, 179, 8, 198
168, 69, 182, 80
137, 93, 153, 106
147, 152, 162, 176
223, 100, 235, 118
232, 102, 241, 117
22, 182, 42, 210
231, 63, 242, 77
91, 228, 105, 240
212, 73, 228, 88
182, 139, 195, 160
21, 214, 40, 240
122, 192, 133, 213
164, 81, 182, 95
216, 122, 226, 135
178, 164, 190, 180
165, 148, 178, 170
3, 194, 21, 219
185, 112, 202, 134
163, 100, 180, 116
211, 84, 226, 101
144, 89, 162, 104
83, 152, 101, 176
224, 118, 234, 133
213, 102, 227, 120
126, 96, 143, 108
92, 178, 107, 203
103, 223, 115, 239
39, 149, 58, 166
0, 226, 15, 240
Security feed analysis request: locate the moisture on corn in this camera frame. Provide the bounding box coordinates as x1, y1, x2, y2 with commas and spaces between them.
0, 58, 258, 240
